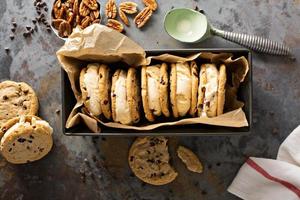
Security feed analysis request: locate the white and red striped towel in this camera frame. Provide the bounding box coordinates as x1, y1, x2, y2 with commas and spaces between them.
228, 125, 300, 200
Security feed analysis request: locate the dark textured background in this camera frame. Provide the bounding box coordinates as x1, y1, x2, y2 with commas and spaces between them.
0, 0, 300, 199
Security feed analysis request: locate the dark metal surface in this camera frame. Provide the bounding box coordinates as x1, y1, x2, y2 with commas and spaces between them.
0, 0, 299, 199
62, 49, 252, 136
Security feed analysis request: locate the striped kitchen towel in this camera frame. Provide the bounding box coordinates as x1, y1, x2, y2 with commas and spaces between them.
228, 125, 300, 200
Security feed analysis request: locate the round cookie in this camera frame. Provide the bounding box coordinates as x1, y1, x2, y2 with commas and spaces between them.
0, 81, 38, 128
0, 115, 53, 164
141, 66, 155, 122
80, 64, 102, 117
99, 64, 112, 120
128, 136, 178, 185
217, 64, 227, 116
159, 63, 170, 117
127, 67, 140, 123
170, 63, 178, 118
111, 69, 121, 122
189, 61, 199, 117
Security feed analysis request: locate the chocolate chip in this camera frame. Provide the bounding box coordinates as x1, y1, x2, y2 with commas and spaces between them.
28, 140, 32, 143
146, 150, 150, 154
26, 146, 30, 150
39, 148, 44, 152
40, 13, 45, 18
29, 135, 34, 139
9, 34, 14, 40
8, 148, 12, 152
4, 47, 10, 53
103, 100, 108, 105
160, 172, 165, 176
26, 26, 31, 31
17, 138, 26, 143
44, 7, 48, 12
11, 27, 16, 32
147, 159, 154, 163
32, 19, 37, 24
201, 87, 206, 93
206, 102, 210, 107
12, 143, 15, 146
23, 32, 30, 37
55, 109, 60, 114
23, 105, 27, 110
12, 22, 17, 27
3, 95, 8, 100
216, 162, 221, 166
150, 142, 155, 146
201, 190, 207, 195
112, 94, 116, 97
99, 73, 103, 78
130, 156, 134, 162
34, 1, 37, 6
31, 29, 34, 34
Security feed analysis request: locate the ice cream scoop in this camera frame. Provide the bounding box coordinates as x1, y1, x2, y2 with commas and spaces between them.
164, 8, 292, 56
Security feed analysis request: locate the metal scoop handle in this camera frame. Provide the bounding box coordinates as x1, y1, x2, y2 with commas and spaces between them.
211, 28, 291, 56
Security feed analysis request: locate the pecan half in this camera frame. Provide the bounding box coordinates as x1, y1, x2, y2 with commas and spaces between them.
79, 1, 90, 17
106, 19, 124, 32
118, 8, 129, 26
66, 10, 74, 24
90, 10, 100, 21
142, 0, 157, 11
53, 0, 62, 19
119, 2, 138, 14
134, 7, 152, 28
105, 0, 117, 19
73, 0, 79, 16
83, 0, 98, 10
92, 19, 100, 24
58, 21, 72, 37
81, 16, 91, 29
52, 19, 64, 29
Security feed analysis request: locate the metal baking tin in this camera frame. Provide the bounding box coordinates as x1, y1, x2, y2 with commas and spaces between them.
61, 48, 252, 136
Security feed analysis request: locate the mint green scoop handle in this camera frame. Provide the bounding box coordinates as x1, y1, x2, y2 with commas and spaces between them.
211, 28, 292, 56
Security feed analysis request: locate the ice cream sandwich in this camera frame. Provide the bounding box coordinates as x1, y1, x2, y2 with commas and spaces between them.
197, 63, 226, 117
111, 68, 140, 125
170, 62, 192, 118
80, 63, 102, 117
141, 63, 170, 122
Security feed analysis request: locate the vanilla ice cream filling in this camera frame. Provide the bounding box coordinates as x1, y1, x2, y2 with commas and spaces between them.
84, 66, 101, 116
176, 63, 192, 116
146, 66, 161, 116
204, 66, 218, 108
115, 72, 132, 125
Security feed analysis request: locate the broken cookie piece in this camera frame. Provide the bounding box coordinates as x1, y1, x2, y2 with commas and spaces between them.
177, 146, 203, 173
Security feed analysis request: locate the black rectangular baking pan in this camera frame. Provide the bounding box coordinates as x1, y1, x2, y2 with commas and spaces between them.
61, 48, 252, 136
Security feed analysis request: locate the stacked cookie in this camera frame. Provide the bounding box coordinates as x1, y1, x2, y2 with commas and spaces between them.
0, 81, 53, 164
79, 61, 227, 125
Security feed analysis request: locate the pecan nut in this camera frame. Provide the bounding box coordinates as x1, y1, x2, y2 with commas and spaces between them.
142, 0, 157, 11
79, 1, 90, 17
53, 0, 62, 19
52, 19, 64, 29
83, 0, 98, 10
92, 19, 100, 24
58, 21, 72, 37
134, 7, 152, 28
90, 10, 100, 21
105, 0, 117, 19
73, 0, 79, 16
119, 2, 137, 14
118, 8, 129, 26
106, 19, 124, 32
81, 16, 91, 29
